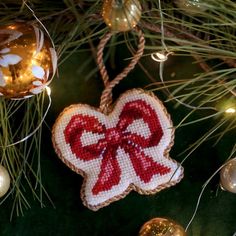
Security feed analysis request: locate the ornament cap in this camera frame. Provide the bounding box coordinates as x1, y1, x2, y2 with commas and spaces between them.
102, 0, 142, 32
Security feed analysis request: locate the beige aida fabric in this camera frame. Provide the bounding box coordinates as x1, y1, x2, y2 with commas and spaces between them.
52, 89, 184, 210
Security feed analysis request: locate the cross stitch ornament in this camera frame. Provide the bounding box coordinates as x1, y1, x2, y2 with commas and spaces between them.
52, 28, 184, 210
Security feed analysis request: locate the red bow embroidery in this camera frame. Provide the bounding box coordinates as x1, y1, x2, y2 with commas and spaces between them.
64, 99, 171, 195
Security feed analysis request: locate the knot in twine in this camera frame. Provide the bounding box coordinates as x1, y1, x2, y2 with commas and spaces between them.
96, 28, 145, 114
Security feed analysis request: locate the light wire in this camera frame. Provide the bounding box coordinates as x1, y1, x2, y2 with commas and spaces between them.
22, 0, 56, 49
185, 156, 236, 231
0, 87, 51, 148
153, 0, 216, 111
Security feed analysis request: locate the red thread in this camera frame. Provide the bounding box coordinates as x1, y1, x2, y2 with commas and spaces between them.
64, 99, 170, 195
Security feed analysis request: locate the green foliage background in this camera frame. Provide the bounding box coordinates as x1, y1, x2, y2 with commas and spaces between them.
0, 0, 236, 235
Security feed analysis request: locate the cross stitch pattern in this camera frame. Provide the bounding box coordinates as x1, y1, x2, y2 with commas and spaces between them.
52, 89, 184, 210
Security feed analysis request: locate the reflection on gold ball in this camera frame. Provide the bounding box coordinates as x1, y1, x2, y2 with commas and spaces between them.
0, 22, 57, 99
102, 0, 142, 32
0, 164, 11, 197
139, 217, 186, 236
175, 0, 206, 15
220, 158, 236, 193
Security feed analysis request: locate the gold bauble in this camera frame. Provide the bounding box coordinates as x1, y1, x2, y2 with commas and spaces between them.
220, 159, 236, 193
175, 0, 206, 15
0, 164, 11, 197
102, 0, 142, 32
0, 22, 57, 99
139, 217, 186, 236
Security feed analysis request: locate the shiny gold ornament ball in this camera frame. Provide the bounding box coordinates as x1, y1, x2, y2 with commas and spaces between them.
102, 0, 142, 32
175, 0, 206, 15
139, 218, 186, 236
220, 159, 236, 193
0, 22, 57, 99
0, 165, 11, 197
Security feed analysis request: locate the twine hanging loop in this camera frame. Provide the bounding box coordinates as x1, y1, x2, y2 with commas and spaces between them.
96, 28, 145, 114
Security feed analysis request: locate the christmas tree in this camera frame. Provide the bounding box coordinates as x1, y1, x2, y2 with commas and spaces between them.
0, 0, 235, 235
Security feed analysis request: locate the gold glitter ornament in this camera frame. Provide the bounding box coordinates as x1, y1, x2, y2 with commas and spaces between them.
102, 0, 142, 32
220, 159, 236, 193
175, 0, 206, 15
139, 217, 186, 236
0, 22, 57, 99
0, 164, 11, 197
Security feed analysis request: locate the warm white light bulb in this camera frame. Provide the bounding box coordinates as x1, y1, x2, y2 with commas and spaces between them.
225, 107, 236, 114
46, 86, 51, 96
151, 52, 168, 62
151, 51, 173, 63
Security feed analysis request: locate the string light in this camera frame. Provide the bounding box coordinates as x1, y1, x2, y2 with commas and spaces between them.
23, 0, 56, 50
225, 107, 236, 114
151, 52, 173, 62
46, 86, 51, 96
150, 0, 226, 234
150, 1, 216, 112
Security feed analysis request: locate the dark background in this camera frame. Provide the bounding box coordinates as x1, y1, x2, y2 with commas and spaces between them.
1, 48, 236, 236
